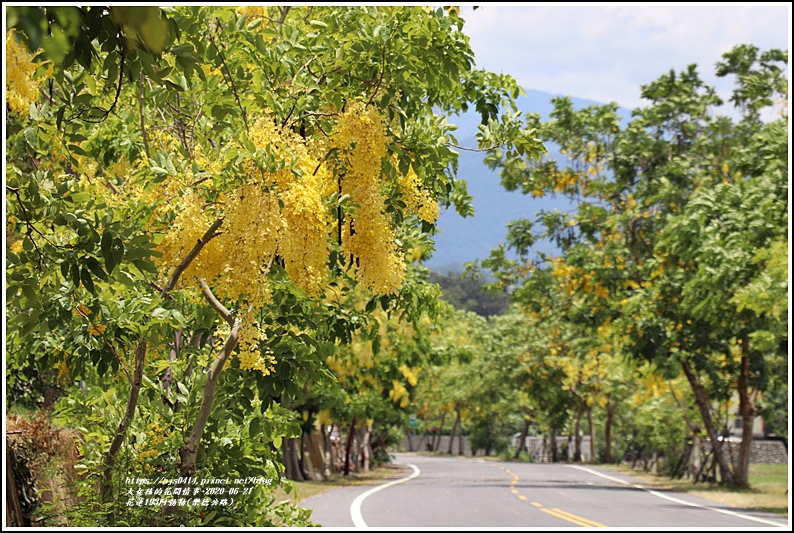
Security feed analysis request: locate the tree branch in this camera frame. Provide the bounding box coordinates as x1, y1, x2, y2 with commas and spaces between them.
165, 218, 224, 292
177, 282, 242, 479
7, 185, 54, 265
210, 37, 248, 133
139, 72, 151, 159
101, 340, 146, 500
199, 279, 233, 325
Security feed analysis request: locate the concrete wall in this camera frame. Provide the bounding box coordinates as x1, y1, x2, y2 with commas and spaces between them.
399, 434, 787, 465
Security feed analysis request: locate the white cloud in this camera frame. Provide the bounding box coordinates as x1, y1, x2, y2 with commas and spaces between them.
460, 4, 791, 111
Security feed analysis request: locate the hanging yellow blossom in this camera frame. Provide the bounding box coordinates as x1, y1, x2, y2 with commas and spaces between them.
6, 29, 41, 117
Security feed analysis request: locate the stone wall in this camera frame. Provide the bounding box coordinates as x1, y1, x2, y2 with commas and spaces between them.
399, 435, 788, 465
706, 439, 788, 465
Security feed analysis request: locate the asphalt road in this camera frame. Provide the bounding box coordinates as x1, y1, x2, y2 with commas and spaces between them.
301, 452, 789, 528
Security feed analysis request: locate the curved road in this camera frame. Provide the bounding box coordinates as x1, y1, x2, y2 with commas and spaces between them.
302, 453, 789, 528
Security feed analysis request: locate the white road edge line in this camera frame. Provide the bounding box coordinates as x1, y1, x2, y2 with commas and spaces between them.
350, 463, 421, 527
566, 464, 787, 528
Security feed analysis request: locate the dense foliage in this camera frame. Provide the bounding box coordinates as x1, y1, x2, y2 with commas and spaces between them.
476, 44, 788, 487
5, 6, 543, 526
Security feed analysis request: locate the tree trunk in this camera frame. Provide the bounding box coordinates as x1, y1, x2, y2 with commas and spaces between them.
320, 424, 332, 479
448, 409, 460, 454
343, 417, 357, 476
485, 413, 495, 456
514, 418, 530, 459
457, 409, 464, 455
588, 407, 596, 462
360, 423, 372, 472
735, 334, 756, 488
405, 423, 414, 452
101, 340, 146, 500
550, 425, 559, 463
299, 433, 311, 480
682, 359, 734, 485
177, 313, 241, 479
283, 438, 305, 481
604, 398, 615, 463
433, 412, 447, 452
573, 404, 583, 462
690, 431, 702, 480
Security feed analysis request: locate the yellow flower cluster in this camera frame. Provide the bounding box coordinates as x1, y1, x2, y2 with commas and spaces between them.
88, 323, 107, 336
397, 167, 439, 224
553, 171, 579, 194
236, 321, 277, 375
156, 121, 338, 374
56, 360, 69, 386
5, 30, 40, 117
331, 101, 405, 294
398, 363, 418, 387
236, 6, 269, 28
326, 354, 357, 383
389, 380, 410, 408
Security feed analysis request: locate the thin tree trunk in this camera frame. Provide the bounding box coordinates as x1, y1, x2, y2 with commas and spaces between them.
433, 412, 447, 452
353, 424, 363, 470
690, 432, 702, 480
101, 341, 146, 500
682, 359, 734, 485
299, 433, 311, 480
360, 423, 372, 472
103, 219, 223, 499
574, 404, 583, 462
514, 418, 530, 459
485, 413, 495, 456
344, 417, 357, 476
283, 438, 294, 481
320, 424, 332, 479
550, 425, 558, 463
735, 334, 755, 488
405, 423, 414, 452
588, 407, 595, 462
292, 437, 306, 481
604, 398, 615, 463
177, 281, 242, 479
448, 409, 460, 455
457, 409, 464, 455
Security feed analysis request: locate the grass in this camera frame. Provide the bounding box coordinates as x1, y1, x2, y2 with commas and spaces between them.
273, 462, 410, 504
598, 462, 789, 517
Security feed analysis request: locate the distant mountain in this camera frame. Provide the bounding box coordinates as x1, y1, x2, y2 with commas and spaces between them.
424, 89, 632, 273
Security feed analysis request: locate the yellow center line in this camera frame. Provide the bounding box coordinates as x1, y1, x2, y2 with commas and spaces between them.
549, 508, 606, 527
531, 502, 542, 508
511, 489, 519, 494
518, 495, 527, 501
538, 508, 598, 527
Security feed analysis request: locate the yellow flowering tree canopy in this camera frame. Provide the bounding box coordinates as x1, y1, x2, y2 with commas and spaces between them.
479, 45, 788, 487
5, 6, 544, 525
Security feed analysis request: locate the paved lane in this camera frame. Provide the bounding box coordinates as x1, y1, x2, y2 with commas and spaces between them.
301, 452, 789, 528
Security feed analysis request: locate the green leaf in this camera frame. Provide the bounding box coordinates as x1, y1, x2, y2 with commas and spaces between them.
70, 262, 81, 288
80, 267, 95, 294
85, 256, 108, 281
249, 417, 261, 436
112, 237, 124, 267
23, 127, 38, 149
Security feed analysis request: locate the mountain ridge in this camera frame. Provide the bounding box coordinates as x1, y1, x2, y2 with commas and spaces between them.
424, 88, 632, 273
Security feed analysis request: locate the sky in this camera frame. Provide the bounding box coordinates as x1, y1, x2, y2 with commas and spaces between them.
458, 4, 791, 113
